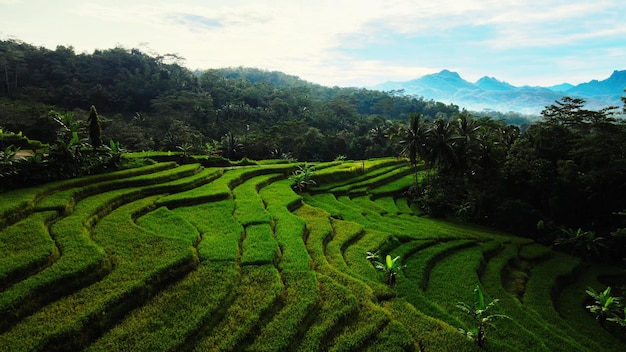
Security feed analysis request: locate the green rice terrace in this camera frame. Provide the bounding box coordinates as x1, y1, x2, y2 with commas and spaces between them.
0, 157, 624, 351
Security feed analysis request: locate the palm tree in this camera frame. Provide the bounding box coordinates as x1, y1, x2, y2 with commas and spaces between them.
399, 113, 428, 167
221, 132, 243, 160
426, 118, 461, 172
455, 113, 480, 143
454, 113, 480, 173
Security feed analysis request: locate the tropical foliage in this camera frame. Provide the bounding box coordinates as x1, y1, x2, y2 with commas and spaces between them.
289, 163, 317, 193
367, 252, 403, 287
585, 286, 622, 326
457, 284, 510, 348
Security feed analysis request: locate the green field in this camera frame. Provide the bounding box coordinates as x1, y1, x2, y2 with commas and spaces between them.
0, 158, 624, 351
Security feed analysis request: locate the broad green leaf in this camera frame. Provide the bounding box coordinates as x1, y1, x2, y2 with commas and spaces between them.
473, 284, 485, 311
386, 255, 393, 270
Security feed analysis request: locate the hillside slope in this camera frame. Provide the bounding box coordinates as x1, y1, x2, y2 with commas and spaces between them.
0, 158, 624, 351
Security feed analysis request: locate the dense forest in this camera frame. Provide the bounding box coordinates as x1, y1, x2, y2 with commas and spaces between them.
2, 38, 626, 263
0, 38, 468, 160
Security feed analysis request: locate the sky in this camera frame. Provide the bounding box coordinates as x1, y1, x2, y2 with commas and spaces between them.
1, 0, 625, 88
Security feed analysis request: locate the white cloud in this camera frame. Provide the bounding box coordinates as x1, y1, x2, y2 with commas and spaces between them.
1, 0, 625, 86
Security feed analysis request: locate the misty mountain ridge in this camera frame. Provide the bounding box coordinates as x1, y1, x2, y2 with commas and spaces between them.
373, 69, 626, 115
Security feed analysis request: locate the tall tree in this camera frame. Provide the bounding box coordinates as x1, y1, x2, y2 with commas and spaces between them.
87, 105, 102, 149
399, 113, 428, 167
426, 118, 460, 172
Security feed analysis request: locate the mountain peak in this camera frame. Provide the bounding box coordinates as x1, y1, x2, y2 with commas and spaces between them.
434, 69, 462, 79
475, 76, 515, 91
566, 69, 626, 95
608, 70, 626, 84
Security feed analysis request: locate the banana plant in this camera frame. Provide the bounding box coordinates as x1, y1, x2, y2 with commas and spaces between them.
0, 145, 19, 178
586, 286, 622, 326
607, 307, 626, 335
457, 284, 509, 348
367, 252, 403, 287
289, 163, 316, 193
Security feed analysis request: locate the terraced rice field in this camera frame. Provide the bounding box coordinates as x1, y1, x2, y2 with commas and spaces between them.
0, 158, 624, 351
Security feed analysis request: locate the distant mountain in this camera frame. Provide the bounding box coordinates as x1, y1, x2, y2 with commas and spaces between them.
546, 83, 574, 92
373, 70, 626, 115
475, 76, 515, 91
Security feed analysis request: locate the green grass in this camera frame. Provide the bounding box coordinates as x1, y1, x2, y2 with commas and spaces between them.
0, 196, 198, 351
85, 261, 238, 352
172, 200, 242, 262
241, 223, 279, 265
1, 159, 624, 351
191, 264, 282, 352
248, 270, 319, 352
0, 211, 58, 290
260, 179, 310, 272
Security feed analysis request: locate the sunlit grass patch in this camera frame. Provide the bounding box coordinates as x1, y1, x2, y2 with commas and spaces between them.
424, 240, 501, 315
152, 168, 225, 206
0, 211, 58, 289
311, 158, 406, 191
396, 240, 477, 327
241, 223, 279, 266
267, 206, 310, 271
1, 159, 625, 351
394, 197, 417, 214
368, 173, 419, 198
326, 164, 413, 195
372, 196, 401, 215
35, 163, 202, 212
0, 206, 108, 328
172, 200, 242, 262
136, 206, 200, 243
232, 174, 281, 226
326, 219, 365, 272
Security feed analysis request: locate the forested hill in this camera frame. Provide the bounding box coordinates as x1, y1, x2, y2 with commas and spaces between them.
0, 38, 475, 160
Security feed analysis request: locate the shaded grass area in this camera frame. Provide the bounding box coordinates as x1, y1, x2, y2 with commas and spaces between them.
248, 271, 319, 352
190, 264, 282, 352
86, 261, 238, 352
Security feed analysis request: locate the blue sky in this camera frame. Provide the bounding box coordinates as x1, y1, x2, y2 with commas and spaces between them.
1, 0, 625, 87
